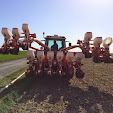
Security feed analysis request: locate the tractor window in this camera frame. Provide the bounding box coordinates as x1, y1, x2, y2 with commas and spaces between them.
47, 40, 63, 50
56, 41, 62, 50
48, 40, 54, 49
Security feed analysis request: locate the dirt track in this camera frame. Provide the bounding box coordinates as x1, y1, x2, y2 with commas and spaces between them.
10, 58, 113, 113
0, 58, 27, 79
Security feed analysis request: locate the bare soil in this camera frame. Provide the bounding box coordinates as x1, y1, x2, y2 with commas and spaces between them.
10, 58, 113, 113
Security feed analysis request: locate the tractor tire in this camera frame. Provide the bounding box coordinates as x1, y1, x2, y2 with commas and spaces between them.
76, 69, 84, 79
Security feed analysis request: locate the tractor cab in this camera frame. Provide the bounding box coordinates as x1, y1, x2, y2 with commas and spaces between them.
44, 35, 66, 51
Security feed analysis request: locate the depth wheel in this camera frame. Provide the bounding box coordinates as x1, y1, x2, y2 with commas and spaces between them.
76, 69, 84, 79
66, 68, 74, 79
103, 57, 111, 63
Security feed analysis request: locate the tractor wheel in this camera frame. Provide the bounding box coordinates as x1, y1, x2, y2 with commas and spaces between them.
93, 56, 101, 63
76, 69, 84, 79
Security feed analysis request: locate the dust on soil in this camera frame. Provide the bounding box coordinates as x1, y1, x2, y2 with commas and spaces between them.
10, 58, 113, 113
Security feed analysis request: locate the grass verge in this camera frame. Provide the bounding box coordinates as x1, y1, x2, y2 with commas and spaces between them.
0, 65, 32, 113
0, 66, 28, 90
0, 51, 27, 63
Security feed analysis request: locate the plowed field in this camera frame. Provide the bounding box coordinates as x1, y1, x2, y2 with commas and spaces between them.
10, 58, 113, 113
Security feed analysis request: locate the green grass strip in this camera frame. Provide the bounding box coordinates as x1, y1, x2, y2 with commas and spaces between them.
0, 65, 32, 113
0, 66, 28, 90
0, 51, 27, 63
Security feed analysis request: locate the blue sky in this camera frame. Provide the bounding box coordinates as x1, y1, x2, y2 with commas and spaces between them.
0, 0, 113, 52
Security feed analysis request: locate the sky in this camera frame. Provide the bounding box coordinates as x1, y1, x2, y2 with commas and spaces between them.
0, 0, 113, 52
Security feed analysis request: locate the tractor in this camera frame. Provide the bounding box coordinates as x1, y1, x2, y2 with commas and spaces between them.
26, 34, 84, 79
